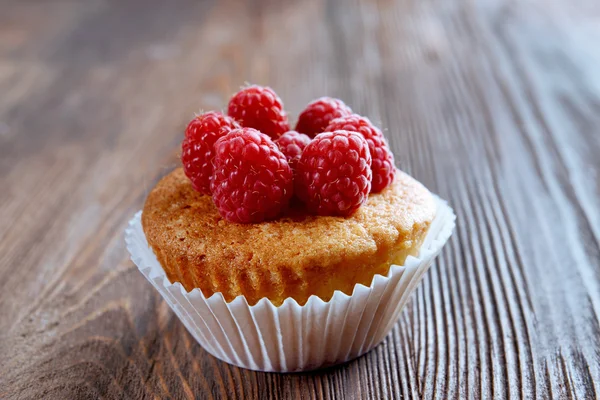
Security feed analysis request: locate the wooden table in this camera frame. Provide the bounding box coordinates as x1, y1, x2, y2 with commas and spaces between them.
1, 0, 599, 398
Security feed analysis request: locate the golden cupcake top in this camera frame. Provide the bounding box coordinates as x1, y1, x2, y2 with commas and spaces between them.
142, 168, 435, 305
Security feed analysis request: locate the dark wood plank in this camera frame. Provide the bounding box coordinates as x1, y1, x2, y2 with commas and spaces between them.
0, 0, 599, 399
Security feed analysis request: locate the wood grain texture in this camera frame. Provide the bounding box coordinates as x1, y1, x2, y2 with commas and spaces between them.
1, 0, 599, 398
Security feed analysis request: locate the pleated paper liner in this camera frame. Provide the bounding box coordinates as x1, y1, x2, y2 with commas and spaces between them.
125, 196, 455, 372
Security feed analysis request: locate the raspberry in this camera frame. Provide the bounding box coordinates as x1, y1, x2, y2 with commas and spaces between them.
325, 115, 395, 193
181, 112, 240, 194
295, 97, 353, 137
227, 85, 290, 139
296, 130, 372, 216
211, 128, 294, 223
184, 111, 240, 141
274, 130, 311, 171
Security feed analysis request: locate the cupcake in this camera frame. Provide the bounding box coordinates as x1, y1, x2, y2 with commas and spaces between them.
126, 85, 455, 372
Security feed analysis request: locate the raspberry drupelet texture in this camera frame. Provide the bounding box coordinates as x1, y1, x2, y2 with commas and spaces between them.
275, 130, 311, 171
227, 85, 290, 139
211, 128, 294, 223
295, 97, 353, 137
181, 112, 240, 194
296, 130, 372, 217
184, 111, 240, 141
325, 115, 395, 193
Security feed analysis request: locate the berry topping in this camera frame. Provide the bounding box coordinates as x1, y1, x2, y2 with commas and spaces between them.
296, 130, 372, 216
211, 128, 294, 223
227, 85, 290, 139
295, 97, 353, 137
182, 112, 240, 194
275, 130, 311, 171
184, 111, 240, 141
325, 115, 395, 193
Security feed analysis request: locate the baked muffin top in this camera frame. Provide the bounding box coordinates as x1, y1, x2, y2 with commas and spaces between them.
142, 167, 436, 304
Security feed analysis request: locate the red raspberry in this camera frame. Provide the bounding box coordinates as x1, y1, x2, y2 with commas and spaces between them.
184, 111, 240, 141
325, 115, 395, 193
295, 97, 353, 137
274, 131, 311, 170
182, 112, 240, 194
227, 85, 290, 139
211, 128, 294, 223
296, 130, 372, 216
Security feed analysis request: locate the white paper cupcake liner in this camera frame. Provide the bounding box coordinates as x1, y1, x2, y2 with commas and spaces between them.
125, 196, 455, 372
